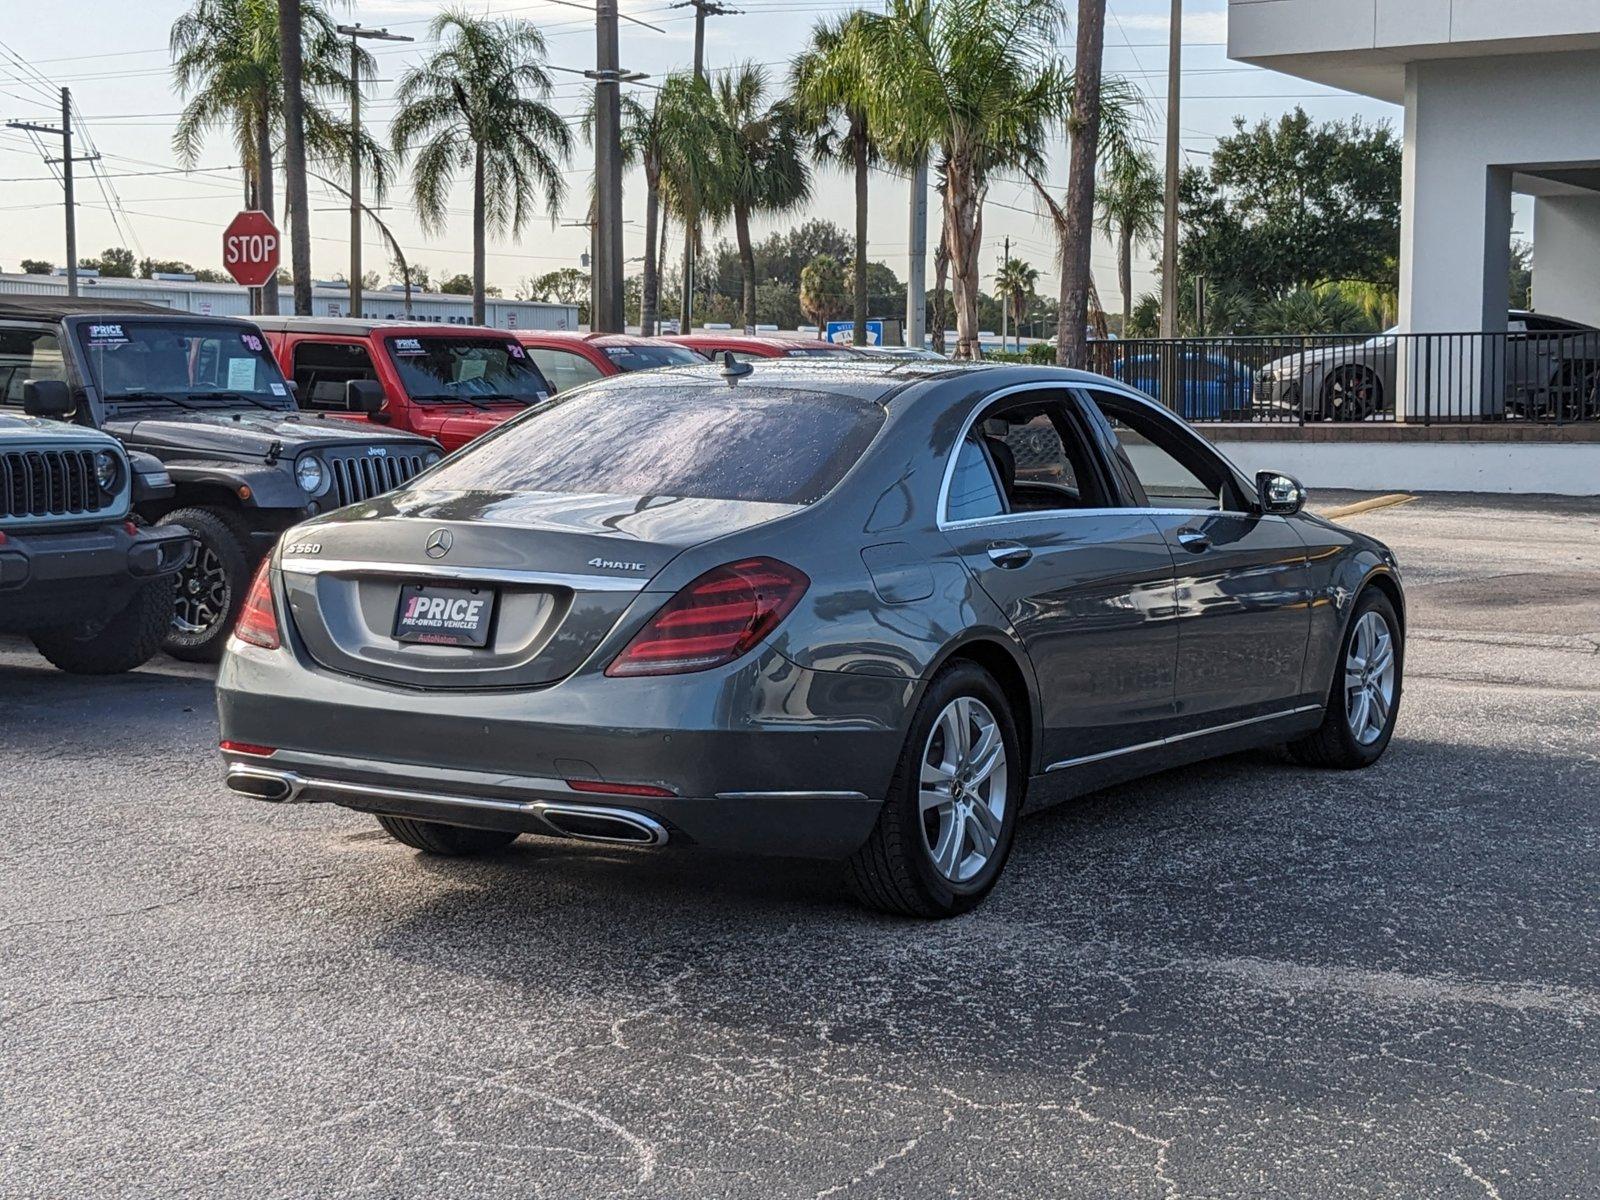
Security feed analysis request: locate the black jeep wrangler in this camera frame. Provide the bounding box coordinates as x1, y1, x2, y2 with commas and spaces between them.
0, 298, 442, 660
0, 407, 191, 673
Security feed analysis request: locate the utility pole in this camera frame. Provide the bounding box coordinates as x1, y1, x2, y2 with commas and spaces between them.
337, 24, 412, 320
906, 160, 927, 349
8, 88, 98, 298
1159, 0, 1182, 339
280, 0, 312, 315
671, 0, 739, 331
591, 0, 626, 333
1000, 236, 1010, 353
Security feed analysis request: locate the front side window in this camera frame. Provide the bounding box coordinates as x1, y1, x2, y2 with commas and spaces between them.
293, 340, 378, 410
1086, 389, 1237, 511
76, 320, 292, 412
384, 336, 551, 405
0, 327, 66, 408
526, 346, 605, 393
422, 384, 884, 506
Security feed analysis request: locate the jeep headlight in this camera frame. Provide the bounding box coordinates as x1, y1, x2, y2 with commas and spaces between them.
93, 449, 121, 493
295, 455, 326, 495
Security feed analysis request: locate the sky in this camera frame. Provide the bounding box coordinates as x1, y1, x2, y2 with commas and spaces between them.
0, 0, 1416, 316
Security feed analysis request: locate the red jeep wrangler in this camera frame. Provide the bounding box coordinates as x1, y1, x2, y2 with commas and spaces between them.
256, 318, 553, 452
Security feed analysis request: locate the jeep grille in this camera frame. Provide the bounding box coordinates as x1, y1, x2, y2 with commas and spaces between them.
1, 449, 108, 519
326, 450, 428, 507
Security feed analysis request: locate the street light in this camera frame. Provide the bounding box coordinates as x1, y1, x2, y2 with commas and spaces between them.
336, 23, 413, 319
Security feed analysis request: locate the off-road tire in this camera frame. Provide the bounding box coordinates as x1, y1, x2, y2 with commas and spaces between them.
846, 661, 1023, 918
1289, 588, 1404, 769
376, 816, 521, 856
158, 506, 255, 663
31, 575, 175, 675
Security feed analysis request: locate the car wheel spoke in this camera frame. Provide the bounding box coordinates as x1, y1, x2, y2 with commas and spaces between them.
918, 694, 1010, 884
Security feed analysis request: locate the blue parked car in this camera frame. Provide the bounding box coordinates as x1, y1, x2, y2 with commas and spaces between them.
1112, 352, 1254, 420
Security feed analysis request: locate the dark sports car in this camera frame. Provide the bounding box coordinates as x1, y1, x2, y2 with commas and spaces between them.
217, 359, 1405, 917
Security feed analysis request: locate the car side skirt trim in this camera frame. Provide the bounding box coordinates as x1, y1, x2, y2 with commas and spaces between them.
1044, 705, 1324, 773
713, 790, 871, 801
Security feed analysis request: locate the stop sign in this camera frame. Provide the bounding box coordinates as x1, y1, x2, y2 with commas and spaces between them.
223, 210, 280, 288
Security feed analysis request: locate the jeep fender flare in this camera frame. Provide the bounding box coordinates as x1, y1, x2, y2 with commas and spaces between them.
160, 460, 309, 512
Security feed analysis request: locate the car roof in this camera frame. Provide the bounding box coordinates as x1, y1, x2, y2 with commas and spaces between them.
0, 296, 181, 321
513, 330, 660, 347
668, 333, 855, 352
251, 316, 510, 338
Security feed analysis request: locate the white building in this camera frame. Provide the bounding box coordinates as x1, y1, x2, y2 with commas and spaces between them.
1230, 0, 1600, 332
0, 272, 578, 332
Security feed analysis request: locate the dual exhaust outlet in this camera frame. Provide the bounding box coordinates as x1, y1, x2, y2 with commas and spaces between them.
225, 764, 669, 847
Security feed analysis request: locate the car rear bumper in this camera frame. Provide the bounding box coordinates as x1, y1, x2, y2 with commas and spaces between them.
216, 641, 912, 861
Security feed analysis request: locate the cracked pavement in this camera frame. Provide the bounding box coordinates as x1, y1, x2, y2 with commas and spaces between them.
2, 492, 1597, 1198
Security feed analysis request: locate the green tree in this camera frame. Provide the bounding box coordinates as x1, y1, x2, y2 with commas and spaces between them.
858, 0, 1073, 358
1179, 108, 1401, 298
793, 11, 877, 346
171, 0, 387, 315
1095, 148, 1163, 331
81, 247, 136, 277
799, 253, 847, 333
139, 257, 196, 278
392, 9, 572, 324
19, 259, 53, 275
994, 257, 1038, 352
439, 273, 474, 295
705, 64, 811, 332
522, 267, 590, 323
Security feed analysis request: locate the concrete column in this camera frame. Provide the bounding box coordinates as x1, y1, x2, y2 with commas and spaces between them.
1533, 194, 1600, 326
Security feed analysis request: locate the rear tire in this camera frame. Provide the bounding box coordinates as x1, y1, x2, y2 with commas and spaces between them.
1289, 588, 1403, 769
31, 575, 175, 675
376, 816, 520, 856
158, 507, 254, 663
847, 661, 1022, 918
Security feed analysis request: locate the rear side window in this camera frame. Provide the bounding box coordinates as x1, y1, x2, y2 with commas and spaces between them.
423, 385, 884, 505
293, 340, 378, 410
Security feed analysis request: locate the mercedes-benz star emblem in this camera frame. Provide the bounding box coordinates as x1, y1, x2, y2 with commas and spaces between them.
424, 528, 453, 559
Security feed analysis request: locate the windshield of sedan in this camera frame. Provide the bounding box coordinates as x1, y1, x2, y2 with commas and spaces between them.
599, 343, 708, 371
384, 335, 552, 405
77, 320, 294, 412
422, 384, 884, 505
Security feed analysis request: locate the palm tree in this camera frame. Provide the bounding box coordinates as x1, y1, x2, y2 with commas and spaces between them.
391, 9, 572, 324
856, 0, 1072, 359
277, 0, 309, 314
705, 64, 811, 333
800, 253, 847, 334
171, 0, 384, 315
995, 257, 1038, 352
1095, 148, 1163, 331
793, 12, 876, 347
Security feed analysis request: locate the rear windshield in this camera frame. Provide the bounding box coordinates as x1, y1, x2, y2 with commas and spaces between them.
600, 344, 707, 371
422, 384, 884, 505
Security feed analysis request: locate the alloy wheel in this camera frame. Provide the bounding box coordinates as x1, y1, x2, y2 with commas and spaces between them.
1344, 610, 1397, 745
172, 544, 230, 637
918, 696, 1008, 883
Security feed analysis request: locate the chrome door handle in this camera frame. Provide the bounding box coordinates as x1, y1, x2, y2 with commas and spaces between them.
986, 542, 1033, 569
1176, 529, 1211, 552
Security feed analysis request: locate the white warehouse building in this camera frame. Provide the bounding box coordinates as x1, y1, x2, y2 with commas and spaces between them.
0, 272, 578, 332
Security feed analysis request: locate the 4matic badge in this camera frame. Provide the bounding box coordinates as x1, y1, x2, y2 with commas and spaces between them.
589, 557, 646, 572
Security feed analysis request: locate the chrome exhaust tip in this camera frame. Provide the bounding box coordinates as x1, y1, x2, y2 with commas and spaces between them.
536, 803, 668, 847
225, 764, 301, 803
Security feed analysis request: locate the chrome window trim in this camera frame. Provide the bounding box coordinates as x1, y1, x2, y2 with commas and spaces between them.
278, 556, 648, 592
713, 790, 872, 801
1044, 704, 1322, 773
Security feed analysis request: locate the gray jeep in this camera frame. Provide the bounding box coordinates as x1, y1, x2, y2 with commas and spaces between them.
0, 408, 191, 673
0, 298, 442, 661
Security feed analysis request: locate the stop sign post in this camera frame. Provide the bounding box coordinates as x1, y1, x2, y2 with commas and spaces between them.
223, 210, 280, 289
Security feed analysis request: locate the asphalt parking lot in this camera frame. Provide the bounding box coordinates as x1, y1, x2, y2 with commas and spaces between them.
3, 491, 1597, 1199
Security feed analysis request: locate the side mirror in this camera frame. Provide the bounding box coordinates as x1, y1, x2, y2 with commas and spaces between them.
1256, 470, 1306, 516
22, 378, 74, 418
346, 378, 386, 413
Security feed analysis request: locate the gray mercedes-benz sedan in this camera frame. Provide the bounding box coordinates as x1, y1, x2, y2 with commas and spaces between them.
217, 359, 1405, 917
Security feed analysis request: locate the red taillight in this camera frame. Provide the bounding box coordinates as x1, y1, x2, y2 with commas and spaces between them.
220, 740, 277, 757
565, 778, 676, 799
231, 559, 281, 650
606, 557, 809, 677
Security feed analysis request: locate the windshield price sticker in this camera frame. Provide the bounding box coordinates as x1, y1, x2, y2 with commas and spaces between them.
506, 342, 526, 358
604, 347, 632, 362
270, 383, 286, 396
393, 337, 425, 355
240, 333, 265, 353
88, 323, 128, 346
227, 357, 257, 391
